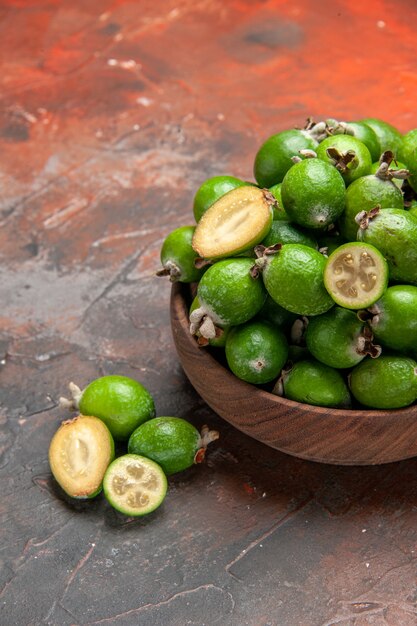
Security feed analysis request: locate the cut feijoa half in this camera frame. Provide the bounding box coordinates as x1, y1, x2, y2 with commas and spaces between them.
103, 454, 168, 517
49, 415, 115, 499
192, 186, 274, 259
324, 242, 388, 309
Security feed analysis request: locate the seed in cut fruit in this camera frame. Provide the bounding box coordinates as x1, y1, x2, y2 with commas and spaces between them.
324, 242, 388, 309
191, 186, 274, 259
48, 415, 115, 499
103, 454, 167, 516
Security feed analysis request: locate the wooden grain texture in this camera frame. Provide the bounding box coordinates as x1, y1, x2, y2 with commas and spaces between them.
171, 283, 417, 465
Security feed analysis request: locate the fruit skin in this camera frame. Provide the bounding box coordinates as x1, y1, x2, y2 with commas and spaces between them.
261, 220, 317, 249
281, 158, 345, 230
103, 454, 168, 516
159, 226, 206, 283
360, 118, 403, 157
316, 135, 372, 185
196, 258, 267, 327
268, 183, 288, 220
262, 244, 334, 316
306, 307, 374, 369
254, 129, 318, 187
193, 175, 247, 222
49, 415, 115, 499
349, 355, 417, 409
338, 174, 404, 241
225, 320, 289, 384
128, 417, 212, 475
277, 359, 351, 408
398, 129, 417, 192
357, 208, 417, 285
367, 285, 417, 354
78, 375, 156, 441
343, 121, 381, 161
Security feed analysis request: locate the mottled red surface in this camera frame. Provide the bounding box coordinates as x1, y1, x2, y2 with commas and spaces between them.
1, 1, 417, 625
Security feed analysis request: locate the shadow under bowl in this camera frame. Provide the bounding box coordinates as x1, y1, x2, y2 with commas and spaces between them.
170, 282, 417, 466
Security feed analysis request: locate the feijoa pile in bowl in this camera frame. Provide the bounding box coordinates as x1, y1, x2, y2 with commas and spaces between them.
159, 117, 417, 411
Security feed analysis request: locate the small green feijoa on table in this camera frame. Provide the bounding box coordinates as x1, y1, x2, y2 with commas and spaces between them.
128, 417, 219, 475
60, 375, 156, 440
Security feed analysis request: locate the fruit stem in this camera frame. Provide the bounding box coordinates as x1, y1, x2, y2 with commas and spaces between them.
156, 260, 182, 282
59, 382, 83, 410
375, 151, 410, 181
194, 424, 220, 464
189, 306, 218, 339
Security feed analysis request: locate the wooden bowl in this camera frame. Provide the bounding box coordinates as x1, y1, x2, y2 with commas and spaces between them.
170, 282, 417, 465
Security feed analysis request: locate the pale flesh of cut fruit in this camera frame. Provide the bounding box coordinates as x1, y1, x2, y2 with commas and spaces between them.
49, 415, 114, 498
192, 186, 274, 259
324, 243, 388, 309
103, 454, 167, 516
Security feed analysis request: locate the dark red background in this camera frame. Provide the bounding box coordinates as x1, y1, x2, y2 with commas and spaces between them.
1, 2, 417, 625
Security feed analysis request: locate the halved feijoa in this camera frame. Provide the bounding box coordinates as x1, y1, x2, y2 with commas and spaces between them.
192, 186, 274, 259
103, 454, 168, 516
324, 242, 388, 309
49, 415, 115, 499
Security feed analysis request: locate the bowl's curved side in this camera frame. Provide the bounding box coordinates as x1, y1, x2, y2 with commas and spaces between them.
170, 283, 417, 465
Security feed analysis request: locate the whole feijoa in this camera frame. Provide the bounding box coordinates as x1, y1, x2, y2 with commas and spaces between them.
60, 376, 156, 441
349, 356, 417, 409
190, 257, 267, 341
128, 417, 219, 475
280, 158, 345, 230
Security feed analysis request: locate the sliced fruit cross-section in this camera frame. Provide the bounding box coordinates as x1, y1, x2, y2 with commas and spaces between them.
192, 186, 274, 259
103, 454, 168, 516
324, 242, 388, 309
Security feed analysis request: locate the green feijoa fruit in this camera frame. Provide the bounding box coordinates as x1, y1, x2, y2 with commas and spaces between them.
338, 173, 404, 241
49, 415, 115, 499
349, 355, 417, 409
192, 186, 274, 260
190, 296, 230, 347
357, 207, 417, 285
254, 128, 318, 187
257, 294, 298, 330
398, 128, 417, 193
324, 242, 388, 309
305, 306, 381, 369
343, 121, 381, 162
193, 175, 247, 222
316, 135, 372, 185
157, 226, 206, 283
281, 158, 345, 230
260, 244, 334, 316
359, 118, 403, 157
128, 418, 219, 475
409, 206, 417, 220
261, 220, 317, 249
191, 258, 267, 340
274, 359, 351, 408
103, 454, 167, 516
268, 183, 288, 220
60, 376, 156, 441
225, 320, 288, 384
365, 285, 417, 353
